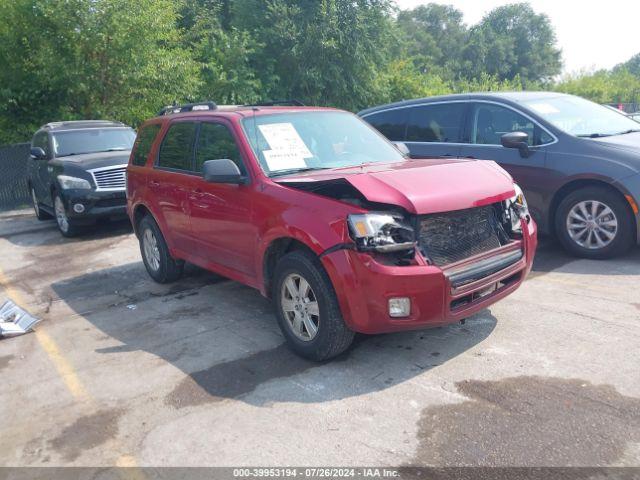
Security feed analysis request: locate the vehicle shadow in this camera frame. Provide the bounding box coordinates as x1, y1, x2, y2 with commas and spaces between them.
0, 214, 132, 247
530, 235, 640, 278
50, 261, 497, 406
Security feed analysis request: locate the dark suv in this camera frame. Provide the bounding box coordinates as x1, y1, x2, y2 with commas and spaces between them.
360, 92, 640, 259
27, 120, 136, 236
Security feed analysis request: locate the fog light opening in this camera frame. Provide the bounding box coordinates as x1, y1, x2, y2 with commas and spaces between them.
73, 203, 85, 214
389, 297, 411, 318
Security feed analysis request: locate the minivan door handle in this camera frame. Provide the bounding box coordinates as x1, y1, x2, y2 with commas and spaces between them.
149, 180, 160, 187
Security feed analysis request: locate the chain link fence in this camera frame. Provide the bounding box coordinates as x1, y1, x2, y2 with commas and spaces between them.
0, 143, 31, 211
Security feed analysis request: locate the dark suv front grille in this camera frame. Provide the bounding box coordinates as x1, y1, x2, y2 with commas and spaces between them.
417, 205, 504, 266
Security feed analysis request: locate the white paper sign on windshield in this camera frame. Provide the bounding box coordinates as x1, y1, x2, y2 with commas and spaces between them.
262, 150, 307, 171
258, 123, 313, 170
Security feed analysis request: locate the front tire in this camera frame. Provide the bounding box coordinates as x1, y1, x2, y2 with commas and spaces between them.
53, 193, 80, 237
273, 250, 354, 361
555, 186, 634, 259
138, 215, 184, 283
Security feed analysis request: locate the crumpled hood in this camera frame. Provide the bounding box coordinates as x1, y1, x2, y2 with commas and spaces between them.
276, 158, 516, 214
54, 151, 131, 171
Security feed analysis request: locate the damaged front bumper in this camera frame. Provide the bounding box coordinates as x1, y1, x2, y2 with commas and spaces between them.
321, 218, 537, 334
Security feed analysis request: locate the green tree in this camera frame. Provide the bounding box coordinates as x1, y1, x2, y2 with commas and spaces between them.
396, 3, 467, 77
230, 0, 398, 110
460, 3, 561, 85
0, 0, 199, 143
555, 70, 640, 105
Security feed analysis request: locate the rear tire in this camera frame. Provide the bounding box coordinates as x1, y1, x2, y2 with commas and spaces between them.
555, 186, 634, 259
273, 250, 354, 361
138, 215, 184, 283
30, 186, 52, 220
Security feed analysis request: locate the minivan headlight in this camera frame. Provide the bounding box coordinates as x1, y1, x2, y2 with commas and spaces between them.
57, 175, 92, 190
347, 213, 415, 253
506, 184, 529, 233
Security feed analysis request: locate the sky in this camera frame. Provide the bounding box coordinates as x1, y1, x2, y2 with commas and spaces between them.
394, 0, 639, 75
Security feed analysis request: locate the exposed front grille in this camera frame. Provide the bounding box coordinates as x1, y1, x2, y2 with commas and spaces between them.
417, 205, 504, 266
89, 165, 127, 191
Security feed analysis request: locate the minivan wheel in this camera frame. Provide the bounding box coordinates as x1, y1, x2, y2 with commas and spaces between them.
273, 250, 355, 361
555, 186, 634, 259
31, 187, 51, 220
138, 215, 184, 283
53, 193, 80, 237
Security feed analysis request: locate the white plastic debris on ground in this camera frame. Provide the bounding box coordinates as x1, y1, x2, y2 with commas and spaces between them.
0, 300, 41, 337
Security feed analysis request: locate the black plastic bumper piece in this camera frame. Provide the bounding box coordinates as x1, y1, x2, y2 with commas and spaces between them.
447, 249, 524, 288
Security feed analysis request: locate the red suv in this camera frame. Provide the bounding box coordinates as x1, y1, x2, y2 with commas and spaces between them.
127, 102, 537, 360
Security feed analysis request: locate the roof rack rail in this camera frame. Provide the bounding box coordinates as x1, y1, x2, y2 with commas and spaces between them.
247, 99, 306, 107
41, 120, 125, 130
158, 101, 218, 116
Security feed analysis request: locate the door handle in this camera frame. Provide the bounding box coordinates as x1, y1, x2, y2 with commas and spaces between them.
149, 180, 160, 187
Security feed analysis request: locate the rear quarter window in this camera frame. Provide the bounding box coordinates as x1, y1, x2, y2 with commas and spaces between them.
131, 124, 160, 167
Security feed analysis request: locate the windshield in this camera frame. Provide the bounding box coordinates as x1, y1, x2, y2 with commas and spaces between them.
53, 128, 136, 157
242, 111, 405, 176
522, 95, 640, 138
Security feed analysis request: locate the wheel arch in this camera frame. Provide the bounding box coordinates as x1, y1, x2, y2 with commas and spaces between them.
262, 237, 319, 299
132, 203, 154, 237
548, 178, 637, 241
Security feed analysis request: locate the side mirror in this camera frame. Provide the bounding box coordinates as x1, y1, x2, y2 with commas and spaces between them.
30, 147, 46, 160
392, 142, 411, 156
501, 132, 531, 158
202, 159, 246, 184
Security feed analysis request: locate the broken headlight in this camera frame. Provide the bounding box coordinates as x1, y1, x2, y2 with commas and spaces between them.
505, 184, 529, 233
347, 213, 415, 253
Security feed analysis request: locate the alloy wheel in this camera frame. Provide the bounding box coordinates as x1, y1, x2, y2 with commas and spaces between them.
143, 228, 161, 272
54, 196, 69, 233
566, 200, 618, 250
280, 273, 320, 342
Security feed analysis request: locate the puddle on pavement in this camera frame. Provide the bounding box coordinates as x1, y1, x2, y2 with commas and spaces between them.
410, 376, 640, 466
48, 408, 123, 461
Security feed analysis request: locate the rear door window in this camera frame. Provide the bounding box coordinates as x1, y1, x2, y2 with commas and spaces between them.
157, 122, 197, 171
132, 124, 160, 167
195, 122, 246, 174
405, 103, 467, 143
363, 109, 407, 141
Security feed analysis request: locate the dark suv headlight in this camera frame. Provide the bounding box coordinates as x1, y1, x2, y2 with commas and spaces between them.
347, 213, 415, 253
505, 184, 530, 233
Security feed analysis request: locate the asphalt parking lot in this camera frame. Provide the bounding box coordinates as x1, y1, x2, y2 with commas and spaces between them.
1, 209, 639, 468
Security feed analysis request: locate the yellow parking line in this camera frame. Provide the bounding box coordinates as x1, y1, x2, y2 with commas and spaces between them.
0, 261, 143, 469
0, 267, 89, 402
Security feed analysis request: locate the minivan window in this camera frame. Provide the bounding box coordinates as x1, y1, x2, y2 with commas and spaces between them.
158, 122, 197, 171
196, 123, 245, 174
131, 124, 160, 167
522, 95, 640, 137
471, 103, 552, 146
406, 103, 466, 143
363, 109, 407, 141
52, 128, 135, 157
